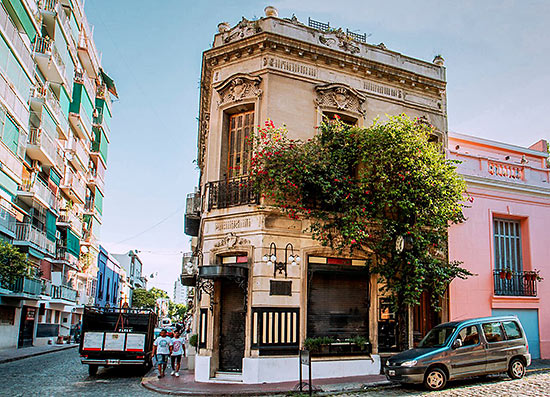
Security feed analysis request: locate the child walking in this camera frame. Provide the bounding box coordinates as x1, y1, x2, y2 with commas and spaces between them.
153, 329, 171, 378
170, 330, 185, 377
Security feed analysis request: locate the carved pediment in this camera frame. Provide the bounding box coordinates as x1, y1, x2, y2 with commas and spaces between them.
213, 232, 251, 249
214, 73, 262, 107
314, 83, 366, 116
318, 29, 361, 54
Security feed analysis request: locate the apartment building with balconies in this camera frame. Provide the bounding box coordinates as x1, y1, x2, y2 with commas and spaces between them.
0, 0, 115, 349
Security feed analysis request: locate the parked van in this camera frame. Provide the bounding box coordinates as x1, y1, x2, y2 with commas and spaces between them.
384, 316, 531, 390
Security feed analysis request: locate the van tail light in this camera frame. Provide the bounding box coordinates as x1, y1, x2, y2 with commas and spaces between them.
137, 355, 144, 359
81, 355, 88, 358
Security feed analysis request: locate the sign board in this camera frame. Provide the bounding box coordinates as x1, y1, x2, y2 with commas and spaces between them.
125, 333, 146, 352
83, 332, 104, 351
104, 332, 126, 351
300, 349, 310, 365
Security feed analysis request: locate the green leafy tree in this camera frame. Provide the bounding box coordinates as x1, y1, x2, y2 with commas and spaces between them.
168, 302, 187, 321
0, 241, 32, 287
149, 287, 169, 300
250, 115, 473, 349
132, 288, 156, 308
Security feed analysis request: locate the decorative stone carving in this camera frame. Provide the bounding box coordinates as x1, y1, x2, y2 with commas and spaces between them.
222, 17, 262, 44
198, 112, 209, 169
214, 73, 262, 107
314, 83, 366, 116
318, 29, 361, 54
214, 232, 251, 249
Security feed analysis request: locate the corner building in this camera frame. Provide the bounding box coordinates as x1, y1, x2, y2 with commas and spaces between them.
186, 7, 448, 383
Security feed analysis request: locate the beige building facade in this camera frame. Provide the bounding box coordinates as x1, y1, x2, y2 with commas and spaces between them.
184, 7, 448, 383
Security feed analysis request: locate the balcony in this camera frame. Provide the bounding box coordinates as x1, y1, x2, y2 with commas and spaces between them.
27, 128, 57, 167
92, 107, 110, 141
96, 83, 112, 112
2, 277, 43, 297
77, 20, 100, 78
184, 192, 201, 236
74, 70, 95, 100
0, 138, 23, 180
66, 137, 89, 172
207, 176, 259, 211
57, 209, 82, 235
60, 169, 86, 203
33, 36, 67, 86
69, 104, 92, 141
52, 246, 79, 269
29, 85, 70, 138
0, 1, 34, 73
493, 270, 538, 297
18, 178, 58, 211
87, 167, 105, 193
51, 284, 78, 302
14, 222, 55, 255
0, 205, 16, 237
0, 69, 29, 128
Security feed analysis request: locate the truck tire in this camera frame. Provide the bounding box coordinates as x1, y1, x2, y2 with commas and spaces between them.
88, 364, 98, 376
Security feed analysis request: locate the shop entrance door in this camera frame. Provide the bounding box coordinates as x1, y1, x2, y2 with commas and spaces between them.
18, 306, 36, 347
219, 279, 246, 372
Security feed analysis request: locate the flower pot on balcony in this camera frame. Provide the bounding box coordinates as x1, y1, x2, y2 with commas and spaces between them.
499, 271, 506, 280
506, 272, 512, 280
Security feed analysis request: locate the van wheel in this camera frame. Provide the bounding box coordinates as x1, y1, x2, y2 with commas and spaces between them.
508, 358, 525, 379
424, 367, 447, 391
88, 364, 98, 376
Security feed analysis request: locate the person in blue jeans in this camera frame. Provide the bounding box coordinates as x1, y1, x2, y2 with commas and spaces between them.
153, 329, 171, 378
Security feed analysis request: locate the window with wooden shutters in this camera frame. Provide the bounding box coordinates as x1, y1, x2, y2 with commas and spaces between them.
493, 219, 522, 273
226, 110, 254, 179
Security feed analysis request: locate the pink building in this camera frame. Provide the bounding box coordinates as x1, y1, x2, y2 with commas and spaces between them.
448, 132, 550, 359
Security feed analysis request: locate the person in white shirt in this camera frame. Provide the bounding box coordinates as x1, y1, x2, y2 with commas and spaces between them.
170, 330, 186, 377
153, 329, 171, 378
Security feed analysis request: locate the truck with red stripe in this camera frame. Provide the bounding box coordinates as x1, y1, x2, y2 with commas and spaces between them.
79, 306, 158, 375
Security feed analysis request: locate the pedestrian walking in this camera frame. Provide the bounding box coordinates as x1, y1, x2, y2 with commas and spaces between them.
170, 330, 185, 377
152, 329, 171, 378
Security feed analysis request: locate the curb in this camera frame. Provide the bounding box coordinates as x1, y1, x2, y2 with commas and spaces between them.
141, 374, 392, 396
0, 344, 78, 364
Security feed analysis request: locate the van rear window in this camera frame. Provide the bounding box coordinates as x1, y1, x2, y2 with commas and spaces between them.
502, 321, 522, 340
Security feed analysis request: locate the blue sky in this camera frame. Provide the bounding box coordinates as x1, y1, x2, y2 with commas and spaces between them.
84, 0, 550, 294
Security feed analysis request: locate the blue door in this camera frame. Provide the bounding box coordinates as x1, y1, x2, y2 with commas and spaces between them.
492, 309, 540, 359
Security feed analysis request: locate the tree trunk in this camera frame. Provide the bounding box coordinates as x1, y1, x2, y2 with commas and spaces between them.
396, 304, 409, 351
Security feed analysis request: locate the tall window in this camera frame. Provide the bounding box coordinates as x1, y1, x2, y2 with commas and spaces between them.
226, 110, 254, 179
493, 219, 522, 273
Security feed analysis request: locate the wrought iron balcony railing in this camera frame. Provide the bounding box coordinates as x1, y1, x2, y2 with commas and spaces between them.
207, 176, 259, 210
493, 270, 538, 297
3, 277, 43, 296
51, 284, 78, 302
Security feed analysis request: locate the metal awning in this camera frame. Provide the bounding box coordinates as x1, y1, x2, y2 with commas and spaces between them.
180, 274, 196, 286
198, 265, 247, 279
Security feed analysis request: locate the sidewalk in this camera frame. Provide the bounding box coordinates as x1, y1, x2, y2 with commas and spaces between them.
0, 343, 78, 364
142, 359, 550, 396
142, 369, 389, 396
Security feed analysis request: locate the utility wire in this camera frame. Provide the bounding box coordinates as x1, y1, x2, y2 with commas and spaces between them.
114, 204, 186, 244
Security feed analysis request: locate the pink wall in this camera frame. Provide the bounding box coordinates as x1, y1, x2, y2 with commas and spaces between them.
448, 134, 550, 359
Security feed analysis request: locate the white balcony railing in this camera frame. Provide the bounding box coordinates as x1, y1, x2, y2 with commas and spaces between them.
75, 69, 96, 100
68, 137, 89, 167
61, 169, 86, 201
14, 222, 55, 254
19, 178, 58, 210
33, 36, 67, 83
0, 139, 23, 178
28, 128, 57, 162
0, 2, 34, 73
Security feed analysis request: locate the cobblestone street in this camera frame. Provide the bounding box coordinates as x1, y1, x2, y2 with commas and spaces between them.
339, 372, 550, 397
0, 348, 157, 397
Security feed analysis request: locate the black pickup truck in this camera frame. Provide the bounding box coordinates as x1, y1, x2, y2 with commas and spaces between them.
79, 306, 157, 375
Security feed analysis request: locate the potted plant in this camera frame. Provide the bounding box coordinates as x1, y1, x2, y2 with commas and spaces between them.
499, 269, 506, 280
189, 333, 198, 351
505, 268, 513, 280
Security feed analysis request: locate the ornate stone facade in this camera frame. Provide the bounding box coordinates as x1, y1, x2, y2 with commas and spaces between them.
314, 83, 366, 117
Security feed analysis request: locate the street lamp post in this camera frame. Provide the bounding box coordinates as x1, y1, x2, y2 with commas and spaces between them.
263, 242, 301, 278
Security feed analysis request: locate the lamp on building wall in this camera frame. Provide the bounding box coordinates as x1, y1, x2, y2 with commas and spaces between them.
263, 242, 300, 278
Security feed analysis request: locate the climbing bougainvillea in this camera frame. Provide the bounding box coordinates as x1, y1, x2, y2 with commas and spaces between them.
249, 115, 473, 349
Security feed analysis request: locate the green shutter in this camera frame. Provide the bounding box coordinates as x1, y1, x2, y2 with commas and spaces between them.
59, 86, 71, 118
49, 168, 61, 186
2, 115, 19, 154
94, 190, 104, 215
0, 169, 17, 197
67, 229, 80, 256
46, 211, 56, 242
99, 130, 108, 163
3, 0, 37, 41
69, 83, 82, 113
